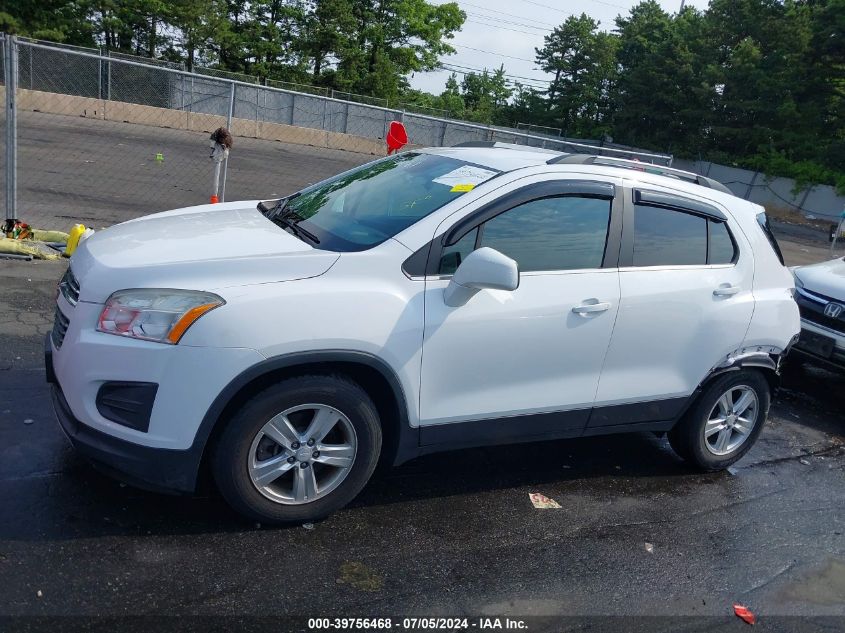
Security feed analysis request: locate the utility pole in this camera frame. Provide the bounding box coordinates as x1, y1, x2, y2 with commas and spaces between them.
680, 0, 686, 10
4, 35, 18, 223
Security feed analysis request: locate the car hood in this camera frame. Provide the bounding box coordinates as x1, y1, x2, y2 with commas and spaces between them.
71, 201, 339, 303
795, 257, 845, 301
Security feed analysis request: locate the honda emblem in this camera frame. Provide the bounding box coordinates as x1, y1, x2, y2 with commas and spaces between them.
824, 302, 844, 318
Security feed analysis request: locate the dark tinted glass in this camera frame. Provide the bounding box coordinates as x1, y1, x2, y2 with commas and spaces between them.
633, 205, 707, 266
756, 212, 785, 265
709, 220, 736, 264
278, 153, 498, 252
478, 196, 611, 272
439, 228, 478, 274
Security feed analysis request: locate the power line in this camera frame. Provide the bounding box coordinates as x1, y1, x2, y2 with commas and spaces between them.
440, 63, 544, 84
452, 44, 536, 63
465, 18, 549, 37
465, 11, 551, 32
458, 1, 558, 28
439, 61, 550, 87
518, 0, 626, 12
439, 66, 548, 91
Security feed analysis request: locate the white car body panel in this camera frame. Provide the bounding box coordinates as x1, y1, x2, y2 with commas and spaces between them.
51, 293, 265, 450
595, 264, 755, 404
420, 268, 620, 425
72, 202, 338, 302
181, 238, 427, 428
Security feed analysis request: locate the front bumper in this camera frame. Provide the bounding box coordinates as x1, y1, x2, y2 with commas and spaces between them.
47, 337, 202, 493
793, 319, 845, 371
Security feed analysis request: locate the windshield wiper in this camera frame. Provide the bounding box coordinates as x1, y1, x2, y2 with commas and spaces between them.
258, 194, 319, 244
257, 200, 277, 215
272, 215, 320, 245
257, 192, 300, 219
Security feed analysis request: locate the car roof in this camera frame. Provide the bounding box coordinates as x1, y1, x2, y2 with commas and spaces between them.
423, 143, 737, 199
422, 144, 563, 172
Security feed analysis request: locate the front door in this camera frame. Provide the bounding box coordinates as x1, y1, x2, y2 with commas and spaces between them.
418, 179, 623, 442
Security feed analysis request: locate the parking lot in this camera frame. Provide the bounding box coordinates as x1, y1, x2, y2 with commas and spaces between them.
1, 138, 844, 629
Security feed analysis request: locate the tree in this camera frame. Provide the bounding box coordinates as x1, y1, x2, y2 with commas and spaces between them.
301, 0, 357, 82
611, 1, 710, 154
459, 66, 512, 124
335, 0, 464, 100
0, 0, 93, 44
438, 72, 466, 118
535, 13, 617, 138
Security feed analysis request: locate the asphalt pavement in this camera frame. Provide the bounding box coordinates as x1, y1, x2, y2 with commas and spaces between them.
1, 257, 844, 629
14, 111, 373, 230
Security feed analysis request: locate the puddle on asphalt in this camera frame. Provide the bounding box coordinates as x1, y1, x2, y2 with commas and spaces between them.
780, 559, 845, 605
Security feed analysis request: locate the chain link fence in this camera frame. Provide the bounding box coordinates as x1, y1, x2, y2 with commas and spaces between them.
2, 36, 673, 231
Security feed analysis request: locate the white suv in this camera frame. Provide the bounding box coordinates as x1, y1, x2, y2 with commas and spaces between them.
47, 144, 800, 523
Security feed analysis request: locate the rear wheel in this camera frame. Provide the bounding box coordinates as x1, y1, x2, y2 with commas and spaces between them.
213, 375, 382, 524
669, 370, 770, 471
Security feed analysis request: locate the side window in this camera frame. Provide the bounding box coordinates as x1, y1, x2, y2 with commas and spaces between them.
756, 212, 785, 265
709, 220, 736, 264
477, 196, 611, 272
438, 228, 477, 274
633, 205, 707, 266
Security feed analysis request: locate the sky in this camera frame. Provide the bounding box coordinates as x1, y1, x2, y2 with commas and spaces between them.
410, 0, 710, 95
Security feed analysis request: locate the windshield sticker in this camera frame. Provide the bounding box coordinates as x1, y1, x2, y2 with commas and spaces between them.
450, 184, 476, 193
433, 165, 498, 188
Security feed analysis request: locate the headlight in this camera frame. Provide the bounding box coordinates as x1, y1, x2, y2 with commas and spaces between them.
97, 289, 224, 344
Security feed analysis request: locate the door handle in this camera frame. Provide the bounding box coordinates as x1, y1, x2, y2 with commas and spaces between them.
572, 301, 611, 315
713, 284, 740, 297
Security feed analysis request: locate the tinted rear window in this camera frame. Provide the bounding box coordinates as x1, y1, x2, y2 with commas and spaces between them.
709, 221, 737, 264
633, 205, 707, 266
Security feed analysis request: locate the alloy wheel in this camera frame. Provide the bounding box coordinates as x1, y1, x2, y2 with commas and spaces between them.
703, 385, 759, 456
247, 404, 357, 504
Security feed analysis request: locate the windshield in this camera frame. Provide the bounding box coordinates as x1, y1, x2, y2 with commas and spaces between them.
268, 152, 499, 251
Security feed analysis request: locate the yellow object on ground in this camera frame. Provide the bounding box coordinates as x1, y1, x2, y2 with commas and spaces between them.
31, 229, 70, 244
0, 237, 61, 260
65, 224, 86, 256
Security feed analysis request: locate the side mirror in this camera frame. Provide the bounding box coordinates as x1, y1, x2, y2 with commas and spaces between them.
443, 247, 519, 307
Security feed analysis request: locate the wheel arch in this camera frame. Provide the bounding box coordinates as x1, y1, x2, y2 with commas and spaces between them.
191, 351, 419, 489
707, 352, 780, 392
670, 352, 780, 429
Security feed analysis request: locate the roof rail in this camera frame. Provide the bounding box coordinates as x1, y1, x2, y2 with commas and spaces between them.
450, 141, 560, 154
450, 141, 673, 164
548, 154, 733, 195
451, 141, 498, 148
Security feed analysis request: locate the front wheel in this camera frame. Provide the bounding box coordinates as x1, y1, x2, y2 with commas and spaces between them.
669, 370, 770, 471
212, 375, 382, 524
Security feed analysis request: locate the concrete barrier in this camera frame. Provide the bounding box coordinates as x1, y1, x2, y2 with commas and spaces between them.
18, 89, 106, 120
16, 88, 388, 156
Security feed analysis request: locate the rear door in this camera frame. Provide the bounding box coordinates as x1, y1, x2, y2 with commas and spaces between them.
592, 186, 755, 427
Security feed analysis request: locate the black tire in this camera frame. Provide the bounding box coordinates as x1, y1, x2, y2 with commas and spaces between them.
668, 370, 770, 471
212, 374, 382, 524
